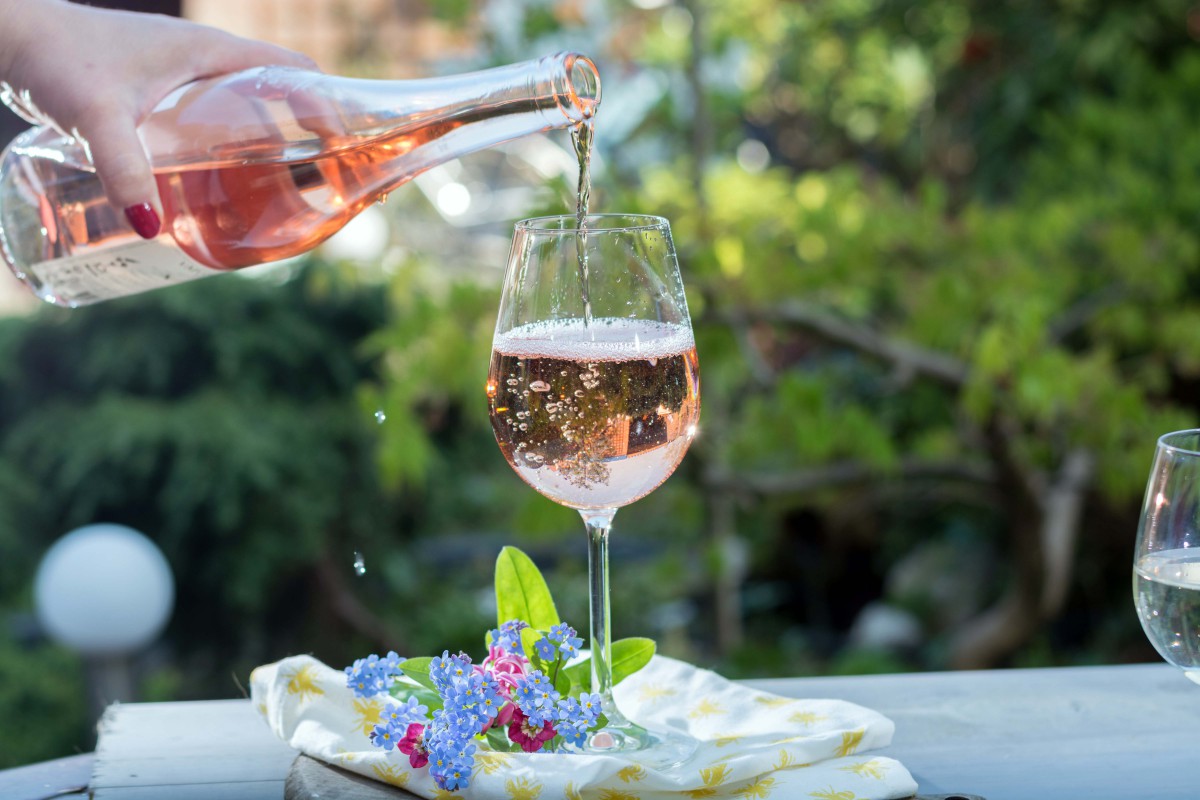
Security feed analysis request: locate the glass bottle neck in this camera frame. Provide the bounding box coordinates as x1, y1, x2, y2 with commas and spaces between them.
136, 52, 601, 170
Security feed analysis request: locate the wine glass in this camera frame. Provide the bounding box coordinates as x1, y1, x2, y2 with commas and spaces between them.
487, 214, 700, 758
1134, 429, 1200, 685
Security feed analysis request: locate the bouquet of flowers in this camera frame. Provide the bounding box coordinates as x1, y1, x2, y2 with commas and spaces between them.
342, 546, 654, 792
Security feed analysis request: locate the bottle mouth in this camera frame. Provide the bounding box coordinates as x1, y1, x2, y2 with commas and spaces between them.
559, 53, 601, 121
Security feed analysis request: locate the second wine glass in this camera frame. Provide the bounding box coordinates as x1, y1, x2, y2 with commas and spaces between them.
487, 214, 699, 757
1134, 429, 1200, 685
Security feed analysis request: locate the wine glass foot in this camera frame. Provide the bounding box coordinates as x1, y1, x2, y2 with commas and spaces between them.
1184, 669, 1200, 687
585, 722, 696, 769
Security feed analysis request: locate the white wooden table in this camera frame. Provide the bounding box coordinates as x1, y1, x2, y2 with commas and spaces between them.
8, 663, 1196, 799
746, 663, 1200, 799
90, 699, 297, 799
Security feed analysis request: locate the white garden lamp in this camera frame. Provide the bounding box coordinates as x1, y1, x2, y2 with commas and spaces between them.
34, 523, 175, 713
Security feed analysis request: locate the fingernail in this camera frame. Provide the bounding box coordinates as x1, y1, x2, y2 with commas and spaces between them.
124, 203, 161, 239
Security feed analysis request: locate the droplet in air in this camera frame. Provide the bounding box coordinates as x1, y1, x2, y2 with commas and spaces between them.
530, 380, 551, 392
353, 551, 367, 576
374, 410, 386, 424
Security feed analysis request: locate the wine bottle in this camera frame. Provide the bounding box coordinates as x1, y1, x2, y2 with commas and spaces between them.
0, 53, 600, 307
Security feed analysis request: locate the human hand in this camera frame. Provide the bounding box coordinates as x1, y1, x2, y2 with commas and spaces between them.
0, 0, 316, 238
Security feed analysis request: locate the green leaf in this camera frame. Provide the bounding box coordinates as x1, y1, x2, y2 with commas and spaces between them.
564, 658, 591, 692
485, 725, 518, 752
520, 627, 546, 671
389, 683, 442, 714
562, 637, 657, 692
562, 668, 583, 698
552, 664, 571, 697
610, 638, 657, 686
397, 657, 436, 691
495, 546, 560, 630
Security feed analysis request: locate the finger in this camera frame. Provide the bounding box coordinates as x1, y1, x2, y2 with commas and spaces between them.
79, 112, 162, 238
243, 42, 320, 72
195, 36, 320, 77
92, 6, 320, 78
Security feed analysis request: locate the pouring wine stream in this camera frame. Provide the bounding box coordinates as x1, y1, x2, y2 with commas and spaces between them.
571, 115, 595, 335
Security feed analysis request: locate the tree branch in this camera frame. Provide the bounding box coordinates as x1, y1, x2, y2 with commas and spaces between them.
714, 303, 969, 388
705, 457, 993, 496
703, 297, 1094, 669
681, 0, 711, 239
727, 316, 777, 388
947, 421, 1093, 668
1047, 286, 1126, 344
708, 489, 747, 653
948, 416, 1045, 669
1038, 448, 1094, 616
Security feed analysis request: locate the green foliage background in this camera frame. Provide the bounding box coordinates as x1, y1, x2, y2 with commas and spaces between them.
3, 0, 1199, 766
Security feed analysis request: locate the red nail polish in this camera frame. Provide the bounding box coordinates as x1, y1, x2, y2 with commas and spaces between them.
124, 203, 161, 239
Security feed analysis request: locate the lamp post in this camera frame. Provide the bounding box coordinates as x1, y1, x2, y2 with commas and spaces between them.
34, 524, 175, 719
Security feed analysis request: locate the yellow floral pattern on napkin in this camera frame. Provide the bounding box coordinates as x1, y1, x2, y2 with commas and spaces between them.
251, 654, 916, 799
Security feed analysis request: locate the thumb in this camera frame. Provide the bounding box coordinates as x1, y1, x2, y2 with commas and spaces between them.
80, 113, 162, 238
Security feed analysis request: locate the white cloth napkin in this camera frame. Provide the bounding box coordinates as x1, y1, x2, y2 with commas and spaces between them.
252, 654, 917, 799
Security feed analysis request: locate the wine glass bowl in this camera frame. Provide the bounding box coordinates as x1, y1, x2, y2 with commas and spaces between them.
487, 321, 699, 510
1134, 429, 1200, 685
487, 214, 699, 759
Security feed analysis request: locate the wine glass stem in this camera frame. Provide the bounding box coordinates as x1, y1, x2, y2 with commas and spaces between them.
582, 507, 631, 728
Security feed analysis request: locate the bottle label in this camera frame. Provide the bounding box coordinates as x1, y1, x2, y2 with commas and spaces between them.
27, 239, 217, 305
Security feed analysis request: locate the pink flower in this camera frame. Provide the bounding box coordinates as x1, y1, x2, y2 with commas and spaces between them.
507, 708, 556, 753
476, 645, 529, 699
397, 722, 428, 768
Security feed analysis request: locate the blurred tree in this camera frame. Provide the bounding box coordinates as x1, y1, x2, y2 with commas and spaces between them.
6, 0, 1200, 770
614, 0, 1200, 667
359, 0, 1200, 671
0, 265, 401, 712
0, 635, 88, 769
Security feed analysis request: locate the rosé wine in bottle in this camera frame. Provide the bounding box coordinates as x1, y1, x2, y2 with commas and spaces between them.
0, 53, 599, 307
